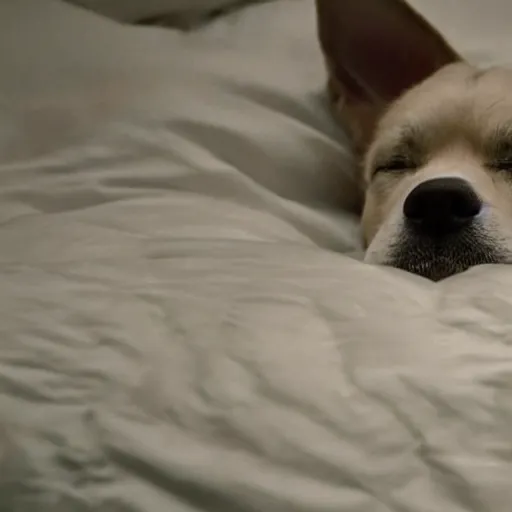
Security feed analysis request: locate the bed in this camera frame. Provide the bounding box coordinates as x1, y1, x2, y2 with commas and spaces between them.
0, 0, 511, 510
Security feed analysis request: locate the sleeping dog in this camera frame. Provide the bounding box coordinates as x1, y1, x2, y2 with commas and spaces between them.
316, 0, 512, 281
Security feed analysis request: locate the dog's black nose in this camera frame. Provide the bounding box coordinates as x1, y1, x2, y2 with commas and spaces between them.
403, 177, 482, 236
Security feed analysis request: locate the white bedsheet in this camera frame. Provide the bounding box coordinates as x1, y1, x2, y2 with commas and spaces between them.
0, 1, 511, 511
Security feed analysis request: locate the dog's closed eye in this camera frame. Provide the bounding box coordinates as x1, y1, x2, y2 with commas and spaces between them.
492, 158, 512, 172
374, 154, 416, 175
372, 126, 424, 177
487, 132, 512, 172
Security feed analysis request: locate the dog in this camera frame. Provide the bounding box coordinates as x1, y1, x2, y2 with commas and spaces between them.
316, 0, 512, 281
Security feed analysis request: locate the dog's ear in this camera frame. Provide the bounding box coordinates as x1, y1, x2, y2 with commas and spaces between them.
316, 0, 460, 152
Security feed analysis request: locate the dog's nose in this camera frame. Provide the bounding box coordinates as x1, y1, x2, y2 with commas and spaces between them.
403, 177, 482, 236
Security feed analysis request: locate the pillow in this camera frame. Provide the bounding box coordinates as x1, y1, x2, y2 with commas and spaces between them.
0, 0, 360, 253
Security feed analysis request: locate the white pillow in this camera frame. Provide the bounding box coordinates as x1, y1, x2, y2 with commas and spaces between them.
0, 0, 360, 256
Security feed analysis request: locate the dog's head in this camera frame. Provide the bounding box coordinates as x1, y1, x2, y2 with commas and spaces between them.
316, 0, 512, 280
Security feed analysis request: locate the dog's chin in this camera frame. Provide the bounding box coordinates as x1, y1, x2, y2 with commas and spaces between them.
383, 232, 508, 281
387, 254, 498, 281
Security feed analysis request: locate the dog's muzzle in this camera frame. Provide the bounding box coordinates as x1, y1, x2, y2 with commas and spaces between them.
387, 177, 506, 280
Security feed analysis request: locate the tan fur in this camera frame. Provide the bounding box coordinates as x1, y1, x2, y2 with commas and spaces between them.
315, 0, 512, 278
363, 63, 512, 249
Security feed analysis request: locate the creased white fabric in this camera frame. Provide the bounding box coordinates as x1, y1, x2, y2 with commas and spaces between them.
0, 1, 511, 511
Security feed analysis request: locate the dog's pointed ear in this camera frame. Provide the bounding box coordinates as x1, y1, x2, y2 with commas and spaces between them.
316, 0, 460, 152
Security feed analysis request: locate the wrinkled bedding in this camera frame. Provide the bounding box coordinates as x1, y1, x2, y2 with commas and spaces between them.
0, 1, 512, 511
